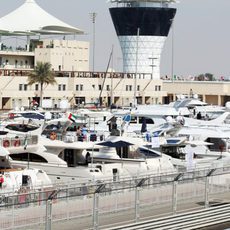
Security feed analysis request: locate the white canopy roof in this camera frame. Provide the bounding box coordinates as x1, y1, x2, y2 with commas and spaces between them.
0, 0, 83, 36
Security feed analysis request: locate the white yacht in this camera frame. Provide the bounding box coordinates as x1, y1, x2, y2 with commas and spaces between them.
0, 134, 52, 194
5, 125, 177, 183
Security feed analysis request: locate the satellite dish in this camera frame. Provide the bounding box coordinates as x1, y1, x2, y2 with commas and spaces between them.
193, 94, 198, 99
225, 101, 230, 109
166, 116, 173, 123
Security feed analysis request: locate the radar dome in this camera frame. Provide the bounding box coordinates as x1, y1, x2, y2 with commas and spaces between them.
193, 94, 198, 99
225, 101, 230, 109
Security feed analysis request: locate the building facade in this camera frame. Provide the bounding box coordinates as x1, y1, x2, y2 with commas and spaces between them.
0, 38, 166, 109
162, 81, 230, 106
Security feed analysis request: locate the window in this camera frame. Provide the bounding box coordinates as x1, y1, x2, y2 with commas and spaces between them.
92, 84, 95, 89
76, 84, 83, 91
99, 85, 102, 90
126, 85, 132, 91
19, 84, 23, 91
35, 84, 39, 91
106, 85, 110, 91
24, 84, 27, 91
155, 85, 161, 91
137, 85, 140, 91
58, 84, 66, 91
10, 153, 48, 163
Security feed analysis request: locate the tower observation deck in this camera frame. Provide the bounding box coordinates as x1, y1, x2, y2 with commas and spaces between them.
109, 0, 177, 79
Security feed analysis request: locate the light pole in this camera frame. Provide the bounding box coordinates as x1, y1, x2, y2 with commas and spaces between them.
171, 18, 174, 82
90, 12, 97, 74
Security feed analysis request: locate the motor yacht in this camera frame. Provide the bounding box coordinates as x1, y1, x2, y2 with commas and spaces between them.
0, 133, 52, 194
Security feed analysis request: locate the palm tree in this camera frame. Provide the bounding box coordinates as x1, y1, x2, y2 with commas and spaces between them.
28, 61, 56, 107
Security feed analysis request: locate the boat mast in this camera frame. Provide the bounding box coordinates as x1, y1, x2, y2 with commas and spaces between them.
133, 28, 140, 108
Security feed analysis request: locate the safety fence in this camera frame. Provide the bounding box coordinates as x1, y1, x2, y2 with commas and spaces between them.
0, 166, 230, 229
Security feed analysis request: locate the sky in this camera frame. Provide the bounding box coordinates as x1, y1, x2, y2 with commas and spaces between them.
1, 0, 230, 78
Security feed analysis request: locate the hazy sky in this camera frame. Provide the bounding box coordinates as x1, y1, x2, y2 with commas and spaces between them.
1, 0, 230, 77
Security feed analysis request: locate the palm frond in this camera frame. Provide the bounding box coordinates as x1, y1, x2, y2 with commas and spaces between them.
27, 61, 57, 86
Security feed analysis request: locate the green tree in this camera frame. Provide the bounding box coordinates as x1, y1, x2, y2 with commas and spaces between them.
28, 62, 56, 107
204, 73, 214, 81
197, 73, 214, 81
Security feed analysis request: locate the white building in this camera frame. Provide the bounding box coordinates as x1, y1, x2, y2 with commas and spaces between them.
0, 0, 166, 110
35, 39, 89, 72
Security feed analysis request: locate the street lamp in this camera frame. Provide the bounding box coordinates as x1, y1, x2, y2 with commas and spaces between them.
89, 12, 97, 74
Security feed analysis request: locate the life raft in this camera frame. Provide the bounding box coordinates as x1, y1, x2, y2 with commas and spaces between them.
3, 140, 10, 148
50, 132, 57, 140
0, 176, 4, 184
8, 113, 14, 119
13, 139, 21, 147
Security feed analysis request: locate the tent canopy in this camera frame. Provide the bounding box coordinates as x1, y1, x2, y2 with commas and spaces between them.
97, 140, 134, 148
0, 0, 84, 36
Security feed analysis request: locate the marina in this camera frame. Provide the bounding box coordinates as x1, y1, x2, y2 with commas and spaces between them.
0, 0, 229, 229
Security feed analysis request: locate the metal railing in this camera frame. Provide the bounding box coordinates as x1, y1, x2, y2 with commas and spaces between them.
0, 166, 230, 229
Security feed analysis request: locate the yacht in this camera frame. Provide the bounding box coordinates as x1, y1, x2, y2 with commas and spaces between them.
0, 134, 52, 194
6, 124, 177, 183
170, 94, 226, 119
138, 135, 230, 171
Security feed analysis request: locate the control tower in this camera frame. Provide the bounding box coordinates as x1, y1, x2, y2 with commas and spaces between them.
109, 0, 177, 79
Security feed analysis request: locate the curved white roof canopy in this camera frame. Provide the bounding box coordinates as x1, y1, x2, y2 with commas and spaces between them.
0, 0, 84, 36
